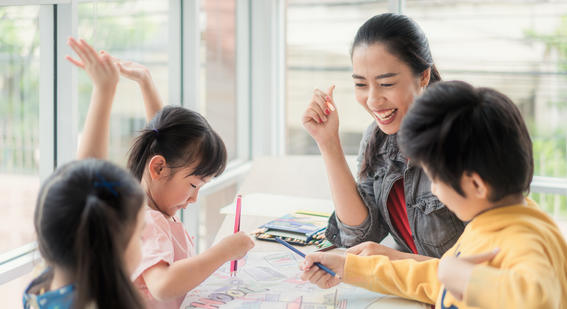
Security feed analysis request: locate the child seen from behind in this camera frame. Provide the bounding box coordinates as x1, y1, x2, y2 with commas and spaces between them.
23, 159, 146, 309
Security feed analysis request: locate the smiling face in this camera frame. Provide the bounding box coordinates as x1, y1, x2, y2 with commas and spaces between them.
352, 43, 429, 135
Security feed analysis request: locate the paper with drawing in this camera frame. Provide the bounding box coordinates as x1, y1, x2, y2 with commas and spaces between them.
181, 251, 428, 309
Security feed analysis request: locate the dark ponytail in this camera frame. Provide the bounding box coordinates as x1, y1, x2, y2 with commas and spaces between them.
127, 106, 227, 181
430, 64, 441, 84
34, 159, 145, 309
353, 13, 441, 178
128, 129, 158, 182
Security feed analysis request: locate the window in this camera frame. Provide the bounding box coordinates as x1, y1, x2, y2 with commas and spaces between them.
0, 0, 254, 296
286, 0, 389, 155
285, 0, 567, 219
77, 0, 170, 166
0, 5, 40, 255
200, 0, 238, 160
406, 0, 567, 218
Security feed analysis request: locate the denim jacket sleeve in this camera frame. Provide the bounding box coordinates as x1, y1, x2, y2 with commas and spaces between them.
325, 123, 389, 247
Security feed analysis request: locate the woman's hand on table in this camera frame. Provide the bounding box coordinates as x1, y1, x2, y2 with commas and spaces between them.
346, 241, 404, 259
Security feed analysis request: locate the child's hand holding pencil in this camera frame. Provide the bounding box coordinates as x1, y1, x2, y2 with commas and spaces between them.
230, 194, 243, 276
300, 251, 345, 289
218, 231, 255, 264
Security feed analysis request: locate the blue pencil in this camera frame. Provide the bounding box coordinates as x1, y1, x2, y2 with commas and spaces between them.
274, 237, 341, 279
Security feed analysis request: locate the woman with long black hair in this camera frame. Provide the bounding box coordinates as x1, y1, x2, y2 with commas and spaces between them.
302, 13, 465, 260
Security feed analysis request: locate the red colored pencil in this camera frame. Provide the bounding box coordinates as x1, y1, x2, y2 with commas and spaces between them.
230, 194, 242, 276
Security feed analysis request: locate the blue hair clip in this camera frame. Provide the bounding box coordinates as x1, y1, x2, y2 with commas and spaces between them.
94, 174, 120, 197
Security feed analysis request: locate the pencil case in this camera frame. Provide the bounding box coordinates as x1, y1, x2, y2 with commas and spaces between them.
253, 212, 329, 246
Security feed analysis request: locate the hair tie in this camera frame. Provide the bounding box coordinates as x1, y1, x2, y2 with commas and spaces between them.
94, 174, 120, 197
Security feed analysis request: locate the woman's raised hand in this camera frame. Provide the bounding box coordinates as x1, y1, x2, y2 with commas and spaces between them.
66, 37, 119, 91
302, 85, 339, 146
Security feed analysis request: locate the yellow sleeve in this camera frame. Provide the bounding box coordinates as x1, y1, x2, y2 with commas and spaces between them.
464, 241, 562, 308
343, 253, 441, 304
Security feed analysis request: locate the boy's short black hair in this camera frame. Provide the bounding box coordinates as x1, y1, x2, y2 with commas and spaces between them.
398, 80, 533, 202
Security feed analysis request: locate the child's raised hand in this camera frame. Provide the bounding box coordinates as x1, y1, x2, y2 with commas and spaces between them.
302, 85, 339, 146
300, 252, 345, 289
116, 61, 152, 83
219, 231, 255, 261
66, 37, 119, 90
438, 248, 500, 300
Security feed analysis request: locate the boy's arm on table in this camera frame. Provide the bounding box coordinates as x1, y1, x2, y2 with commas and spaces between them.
302, 251, 440, 304
142, 231, 254, 301
67, 38, 119, 160
461, 244, 562, 309
344, 253, 441, 304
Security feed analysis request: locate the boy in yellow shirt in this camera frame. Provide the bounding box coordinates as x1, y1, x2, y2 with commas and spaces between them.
301, 80, 567, 308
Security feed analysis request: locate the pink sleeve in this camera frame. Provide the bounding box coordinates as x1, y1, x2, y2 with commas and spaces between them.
131, 210, 175, 280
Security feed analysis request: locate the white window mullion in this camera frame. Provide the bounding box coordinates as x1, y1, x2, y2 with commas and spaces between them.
0, 244, 39, 286
273, 0, 285, 155
182, 0, 200, 112
389, 0, 405, 14
55, 2, 77, 167
250, 0, 285, 158
0, 0, 70, 6
236, 0, 251, 161
39, 4, 55, 181
531, 176, 567, 196
168, 0, 182, 107
180, 0, 201, 246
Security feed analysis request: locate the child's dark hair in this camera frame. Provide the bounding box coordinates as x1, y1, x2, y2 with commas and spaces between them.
354, 13, 441, 177
127, 106, 227, 181
398, 80, 534, 202
34, 159, 145, 308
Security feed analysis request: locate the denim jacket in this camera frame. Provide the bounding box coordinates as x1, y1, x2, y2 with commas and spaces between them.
325, 123, 465, 258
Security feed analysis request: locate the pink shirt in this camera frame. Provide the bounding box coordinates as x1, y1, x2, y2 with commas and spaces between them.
132, 207, 196, 309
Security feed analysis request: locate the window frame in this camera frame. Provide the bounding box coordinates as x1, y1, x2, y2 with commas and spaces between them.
0, 0, 254, 285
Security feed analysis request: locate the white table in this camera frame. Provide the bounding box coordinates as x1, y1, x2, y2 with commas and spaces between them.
207, 156, 429, 309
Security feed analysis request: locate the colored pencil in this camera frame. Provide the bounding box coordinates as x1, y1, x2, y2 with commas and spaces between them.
274, 237, 340, 279
294, 210, 331, 218
230, 194, 242, 276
